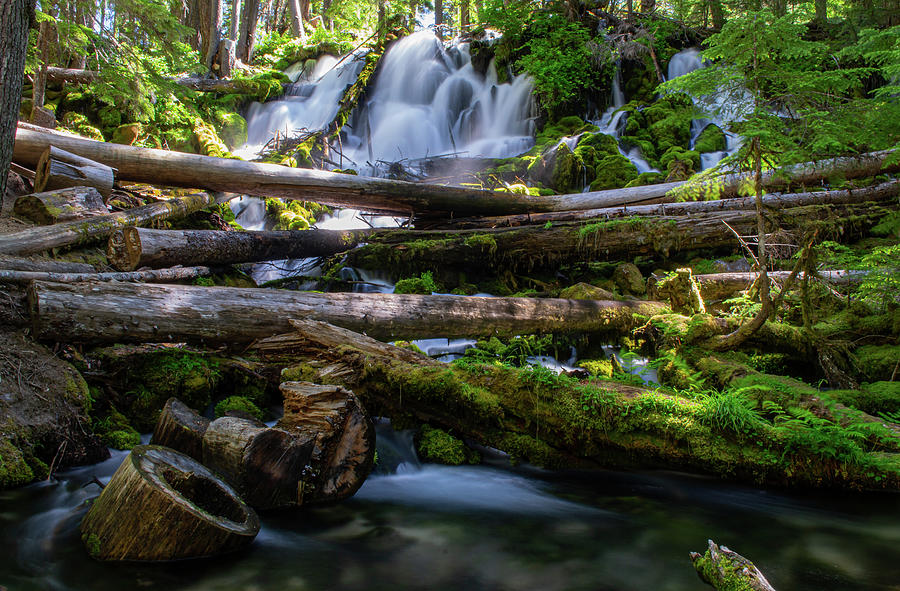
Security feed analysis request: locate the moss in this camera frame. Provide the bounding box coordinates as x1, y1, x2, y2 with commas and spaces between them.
578, 359, 614, 378
110, 123, 142, 145
587, 153, 639, 191
694, 123, 727, 153
417, 425, 480, 465
559, 282, 619, 300
659, 146, 700, 181
215, 112, 248, 149
103, 429, 140, 450
855, 345, 900, 382
193, 119, 236, 158
830, 382, 900, 415
59, 112, 104, 141
394, 271, 442, 295
692, 548, 761, 591
281, 363, 322, 383
463, 233, 498, 255
82, 533, 102, 559
214, 396, 264, 421
0, 439, 35, 489
625, 171, 666, 187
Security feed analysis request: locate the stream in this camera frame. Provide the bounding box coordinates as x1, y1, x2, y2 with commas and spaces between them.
2, 425, 900, 590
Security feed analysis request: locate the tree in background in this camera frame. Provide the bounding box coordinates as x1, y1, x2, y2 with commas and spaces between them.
1, 0, 35, 209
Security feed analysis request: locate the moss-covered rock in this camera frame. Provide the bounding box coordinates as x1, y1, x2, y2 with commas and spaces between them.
215, 112, 248, 149
559, 282, 619, 300
830, 381, 900, 416
110, 123, 143, 145
620, 92, 695, 169
214, 395, 264, 421
659, 146, 700, 181
625, 171, 666, 187
394, 271, 442, 295
0, 439, 35, 489
417, 425, 480, 465
60, 112, 104, 141
855, 345, 900, 382
613, 262, 646, 295
694, 123, 727, 153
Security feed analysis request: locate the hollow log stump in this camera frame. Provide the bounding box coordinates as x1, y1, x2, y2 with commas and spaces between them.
80, 445, 260, 561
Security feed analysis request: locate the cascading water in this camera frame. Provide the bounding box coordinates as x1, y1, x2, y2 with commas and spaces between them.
339, 31, 536, 176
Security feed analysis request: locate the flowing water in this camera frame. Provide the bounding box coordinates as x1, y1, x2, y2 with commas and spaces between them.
3, 425, 900, 591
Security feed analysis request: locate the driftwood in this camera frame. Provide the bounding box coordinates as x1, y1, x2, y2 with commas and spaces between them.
13, 186, 108, 224
34, 146, 115, 198
26, 280, 668, 344
690, 540, 777, 591
0, 265, 216, 285
0, 191, 231, 255
79, 445, 260, 561
107, 226, 370, 271
350, 201, 896, 274
14, 123, 894, 218
0, 254, 94, 273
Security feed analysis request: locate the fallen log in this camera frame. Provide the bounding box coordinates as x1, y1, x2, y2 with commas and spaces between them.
173, 76, 291, 94
350, 201, 896, 275
14, 123, 894, 218
45, 67, 98, 85
690, 540, 777, 591
248, 319, 900, 490
0, 254, 94, 273
0, 191, 231, 255
34, 146, 115, 198
107, 226, 371, 271
0, 265, 216, 285
79, 445, 260, 561
26, 280, 668, 344
686, 270, 866, 302
13, 186, 108, 225
419, 180, 900, 230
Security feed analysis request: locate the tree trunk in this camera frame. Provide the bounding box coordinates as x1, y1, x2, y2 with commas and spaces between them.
107, 226, 370, 271
236, 0, 259, 62
814, 0, 826, 21
200, 0, 224, 74
641, 0, 655, 13
349, 201, 896, 275
14, 186, 108, 224
14, 124, 897, 218
34, 146, 116, 198
0, 254, 95, 273
691, 540, 777, 591
230, 0, 241, 39
31, 11, 51, 121
709, 0, 725, 29
286, 0, 305, 39
0, 265, 217, 285
1, 0, 33, 209
459, 0, 469, 30
150, 398, 210, 460
45, 67, 98, 84
27, 280, 668, 344
434, 0, 442, 37
79, 445, 260, 561
0, 191, 232, 255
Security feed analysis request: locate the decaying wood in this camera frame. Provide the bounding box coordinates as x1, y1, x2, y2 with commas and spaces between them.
351, 201, 896, 274
107, 226, 370, 271
13, 186, 108, 224
35, 146, 115, 198
27, 280, 668, 345
150, 398, 210, 460
79, 445, 260, 561
0, 254, 94, 273
174, 76, 291, 94
0, 191, 231, 255
690, 540, 777, 591
45, 67, 98, 85
0, 265, 216, 284
686, 270, 866, 302
15, 123, 893, 218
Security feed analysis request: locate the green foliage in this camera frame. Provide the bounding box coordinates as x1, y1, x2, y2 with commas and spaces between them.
700, 388, 764, 438
103, 429, 141, 450
417, 425, 480, 465
394, 271, 442, 294
215, 396, 264, 421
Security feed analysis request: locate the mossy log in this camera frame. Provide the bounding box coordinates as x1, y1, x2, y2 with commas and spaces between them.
249, 319, 900, 490
173, 76, 291, 94
34, 146, 115, 198
653, 270, 867, 303
45, 67, 98, 85
79, 445, 260, 561
107, 226, 371, 271
0, 265, 217, 284
150, 398, 210, 460
13, 186, 108, 225
691, 540, 777, 591
350, 201, 897, 275
0, 191, 232, 255
15, 123, 893, 218
27, 280, 667, 344
0, 254, 94, 273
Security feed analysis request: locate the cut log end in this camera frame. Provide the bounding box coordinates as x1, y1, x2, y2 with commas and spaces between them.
107, 227, 142, 272
150, 398, 211, 460
80, 445, 260, 562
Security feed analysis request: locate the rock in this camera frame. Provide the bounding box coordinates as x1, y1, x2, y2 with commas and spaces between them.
694, 123, 728, 153
559, 282, 619, 300
613, 263, 646, 295
0, 331, 108, 489
111, 123, 142, 145
216, 113, 248, 150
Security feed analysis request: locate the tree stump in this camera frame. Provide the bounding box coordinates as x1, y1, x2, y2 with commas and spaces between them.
80, 445, 260, 561
150, 398, 211, 460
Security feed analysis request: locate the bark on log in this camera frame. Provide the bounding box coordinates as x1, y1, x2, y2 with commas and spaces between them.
26, 280, 668, 344
174, 76, 290, 94
14, 123, 893, 218
0, 254, 94, 273
0, 265, 216, 285
13, 186, 108, 225
420, 180, 900, 230
685, 270, 866, 302
0, 191, 231, 255
34, 146, 115, 198
690, 540, 777, 591
150, 398, 210, 460
45, 67, 98, 85
351, 201, 896, 275
107, 226, 370, 271
79, 444, 260, 561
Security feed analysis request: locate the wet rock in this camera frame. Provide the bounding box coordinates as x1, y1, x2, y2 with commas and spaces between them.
613, 263, 646, 295
559, 282, 619, 301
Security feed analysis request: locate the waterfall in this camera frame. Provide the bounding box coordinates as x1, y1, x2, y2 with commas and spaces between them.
666, 47, 703, 81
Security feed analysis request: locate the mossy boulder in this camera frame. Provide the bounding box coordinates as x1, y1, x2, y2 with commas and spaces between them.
625, 171, 666, 187
110, 123, 143, 145
0, 439, 37, 489
60, 112, 104, 141
660, 146, 700, 181
394, 271, 442, 295
417, 425, 480, 465
613, 263, 646, 295
854, 345, 900, 383
620, 92, 695, 168
214, 395, 264, 421
830, 381, 900, 415
559, 282, 619, 300
694, 123, 727, 153
215, 112, 248, 149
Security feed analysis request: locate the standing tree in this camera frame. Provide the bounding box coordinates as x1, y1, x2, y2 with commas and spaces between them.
1, 0, 35, 210
662, 11, 868, 350
236, 0, 259, 62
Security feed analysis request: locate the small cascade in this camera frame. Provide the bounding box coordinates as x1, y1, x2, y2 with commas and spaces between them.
666, 47, 703, 81
236, 52, 368, 159
339, 31, 536, 176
